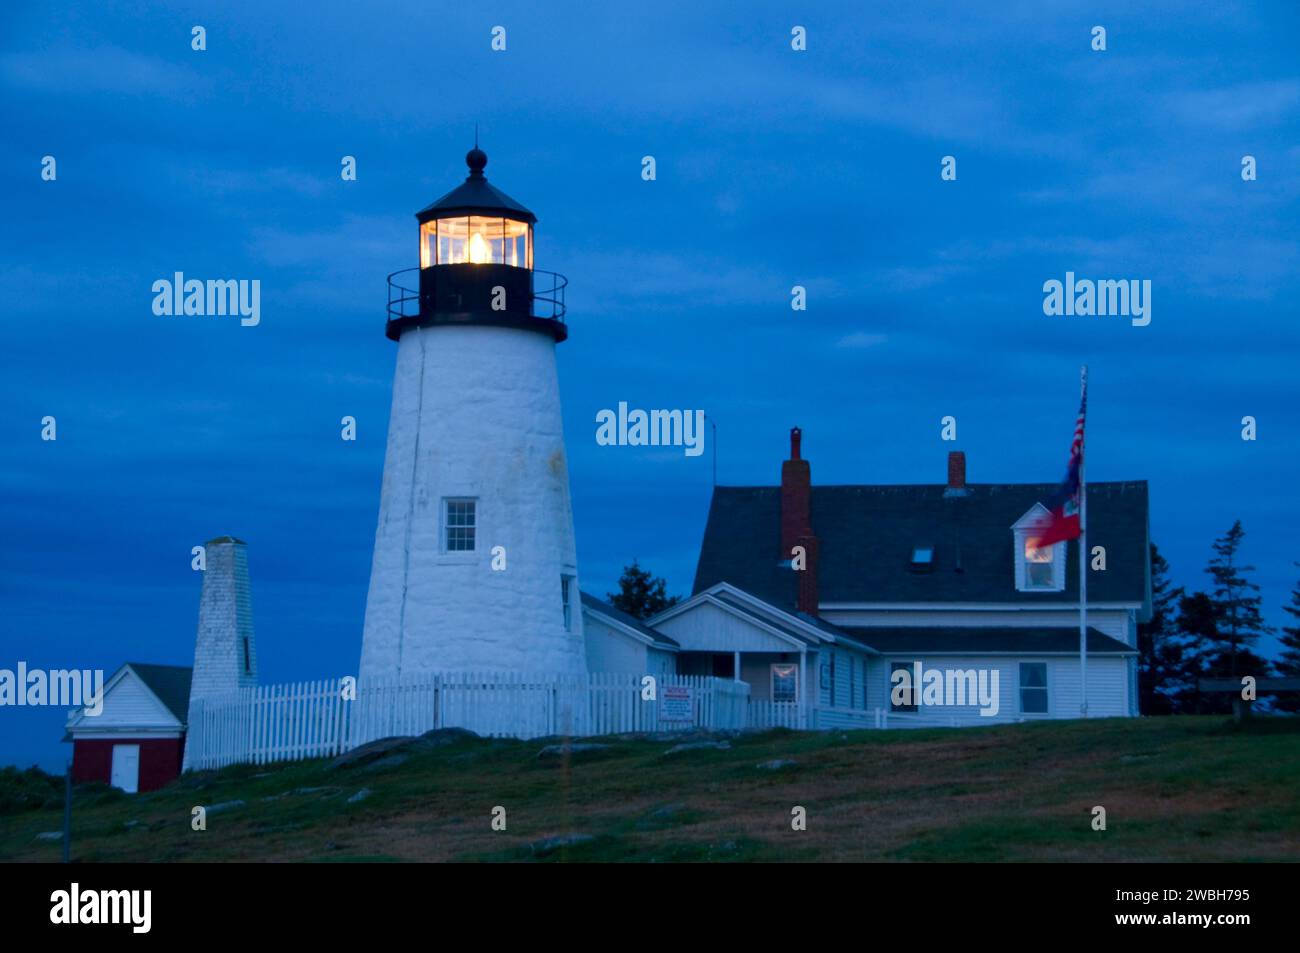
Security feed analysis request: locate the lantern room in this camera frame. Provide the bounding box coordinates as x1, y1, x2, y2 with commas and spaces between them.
386, 147, 566, 343
419, 215, 532, 269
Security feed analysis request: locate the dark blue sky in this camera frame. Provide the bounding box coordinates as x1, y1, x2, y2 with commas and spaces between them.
3, 1, 1298, 770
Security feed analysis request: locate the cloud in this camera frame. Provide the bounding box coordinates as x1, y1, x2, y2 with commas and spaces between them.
0, 44, 209, 99
835, 332, 888, 349
1167, 79, 1300, 130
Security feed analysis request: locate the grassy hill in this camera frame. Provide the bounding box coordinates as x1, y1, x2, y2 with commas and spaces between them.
3, 716, 1297, 862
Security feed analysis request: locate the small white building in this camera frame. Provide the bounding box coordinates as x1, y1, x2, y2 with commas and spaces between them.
65, 663, 192, 792
580, 592, 678, 679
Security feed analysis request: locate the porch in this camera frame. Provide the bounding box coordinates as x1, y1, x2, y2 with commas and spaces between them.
675, 650, 814, 729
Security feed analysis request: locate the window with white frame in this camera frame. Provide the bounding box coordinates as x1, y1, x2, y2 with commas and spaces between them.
1013, 508, 1067, 592
443, 498, 476, 552
1019, 662, 1048, 713
771, 664, 798, 704
1015, 534, 1065, 592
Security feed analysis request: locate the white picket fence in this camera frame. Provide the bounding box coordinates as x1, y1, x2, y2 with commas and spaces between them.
186, 679, 352, 770
810, 705, 884, 730
184, 672, 751, 771
748, 700, 804, 729
182, 670, 992, 772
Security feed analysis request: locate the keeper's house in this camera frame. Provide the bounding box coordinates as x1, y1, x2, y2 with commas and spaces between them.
64, 663, 192, 793
581, 592, 679, 679
637, 429, 1149, 726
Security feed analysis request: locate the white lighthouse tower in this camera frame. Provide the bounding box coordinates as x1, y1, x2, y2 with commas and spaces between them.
359, 147, 586, 681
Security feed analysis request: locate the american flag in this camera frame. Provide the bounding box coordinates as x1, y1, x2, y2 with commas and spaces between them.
1028, 379, 1087, 548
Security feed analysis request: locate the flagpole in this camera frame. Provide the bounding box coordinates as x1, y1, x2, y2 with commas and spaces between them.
1079, 364, 1088, 718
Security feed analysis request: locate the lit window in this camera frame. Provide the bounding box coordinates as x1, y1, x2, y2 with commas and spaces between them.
771, 664, 798, 704
1023, 539, 1054, 589
443, 498, 477, 552
1020, 662, 1048, 713
911, 544, 934, 571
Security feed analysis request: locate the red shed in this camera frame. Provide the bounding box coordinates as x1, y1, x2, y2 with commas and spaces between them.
64, 663, 193, 793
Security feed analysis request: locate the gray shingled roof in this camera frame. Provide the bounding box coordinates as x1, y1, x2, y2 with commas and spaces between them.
581, 592, 679, 648
710, 593, 873, 652
127, 663, 193, 723
692, 481, 1149, 609
839, 626, 1136, 655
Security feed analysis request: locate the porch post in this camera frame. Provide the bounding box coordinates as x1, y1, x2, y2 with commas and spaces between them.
800, 647, 808, 730
733, 651, 741, 682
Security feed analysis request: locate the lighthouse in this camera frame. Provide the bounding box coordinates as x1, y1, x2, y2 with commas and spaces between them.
358, 147, 586, 681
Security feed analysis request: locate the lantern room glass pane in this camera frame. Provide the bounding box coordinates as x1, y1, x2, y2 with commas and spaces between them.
420, 221, 435, 268
425, 216, 530, 267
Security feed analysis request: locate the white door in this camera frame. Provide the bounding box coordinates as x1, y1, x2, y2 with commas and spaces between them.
110, 744, 140, 793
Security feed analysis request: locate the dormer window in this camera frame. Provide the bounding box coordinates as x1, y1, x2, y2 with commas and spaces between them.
910, 545, 934, 572
1012, 505, 1067, 592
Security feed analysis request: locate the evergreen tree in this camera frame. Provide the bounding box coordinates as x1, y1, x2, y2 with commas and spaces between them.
607, 559, 680, 620
1275, 564, 1300, 712
1175, 591, 1216, 712
1201, 520, 1272, 680
1177, 522, 1272, 713
1137, 544, 1194, 714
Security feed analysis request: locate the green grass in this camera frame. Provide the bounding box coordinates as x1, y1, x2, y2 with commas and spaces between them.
3, 716, 1297, 862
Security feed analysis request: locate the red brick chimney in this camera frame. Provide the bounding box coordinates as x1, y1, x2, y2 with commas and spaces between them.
780, 427, 812, 559
947, 450, 966, 490
782, 428, 820, 615
796, 535, 820, 615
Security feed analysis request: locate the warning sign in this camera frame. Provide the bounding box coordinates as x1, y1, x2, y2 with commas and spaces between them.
659, 685, 694, 722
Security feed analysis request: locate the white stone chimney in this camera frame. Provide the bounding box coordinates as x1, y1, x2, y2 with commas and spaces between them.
189, 536, 258, 703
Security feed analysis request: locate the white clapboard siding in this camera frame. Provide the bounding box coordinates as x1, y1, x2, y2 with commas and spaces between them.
810, 705, 878, 730
185, 672, 752, 771
875, 707, 969, 729
864, 655, 1132, 726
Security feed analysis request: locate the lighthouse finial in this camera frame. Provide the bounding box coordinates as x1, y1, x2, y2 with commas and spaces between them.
466, 128, 487, 178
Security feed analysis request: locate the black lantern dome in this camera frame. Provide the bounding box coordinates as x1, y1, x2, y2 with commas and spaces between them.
416, 148, 537, 228
386, 148, 566, 342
